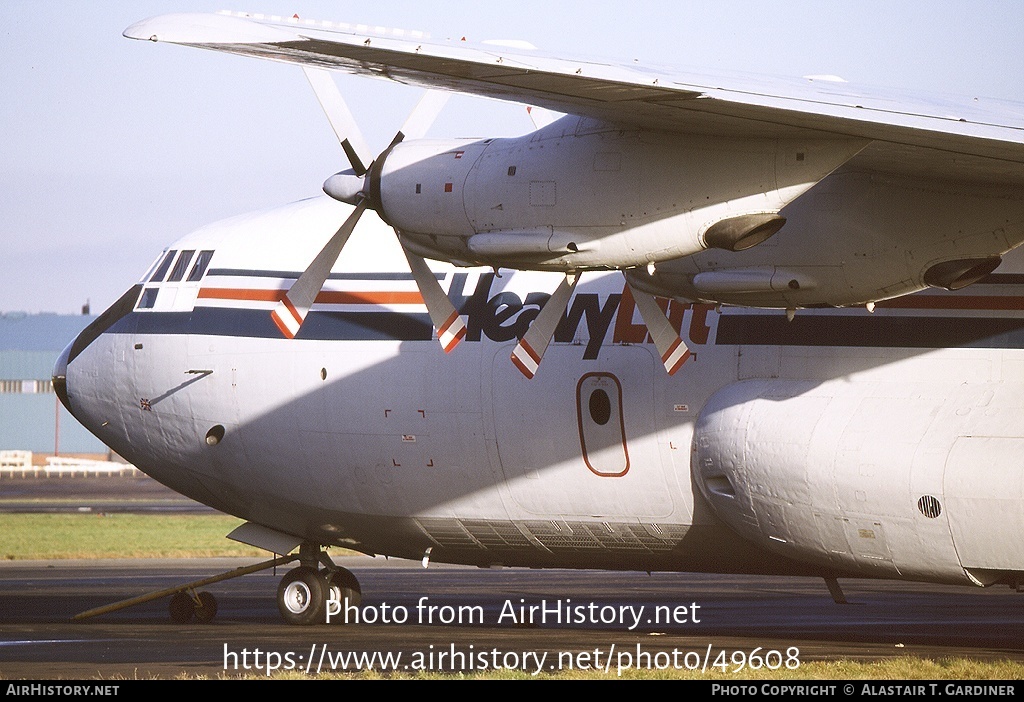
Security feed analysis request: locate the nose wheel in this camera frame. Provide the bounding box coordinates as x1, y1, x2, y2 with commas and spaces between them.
325, 567, 362, 616
276, 544, 363, 625
167, 589, 218, 624
277, 566, 328, 625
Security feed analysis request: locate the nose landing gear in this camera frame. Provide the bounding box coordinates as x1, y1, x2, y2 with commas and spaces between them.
168, 589, 218, 623
277, 566, 328, 625
276, 543, 363, 625
73, 543, 362, 626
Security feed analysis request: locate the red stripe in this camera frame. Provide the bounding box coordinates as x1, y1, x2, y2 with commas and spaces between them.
439, 310, 460, 334
282, 295, 303, 326
271, 310, 296, 339
198, 288, 424, 305
519, 338, 541, 365
317, 291, 424, 305
444, 329, 468, 354
199, 288, 1024, 312
661, 337, 682, 364
442, 327, 467, 354
667, 348, 691, 375
199, 288, 285, 302
510, 353, 536, 379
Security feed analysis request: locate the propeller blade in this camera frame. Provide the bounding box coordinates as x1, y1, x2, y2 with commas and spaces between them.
401, 243, 466, 353
302, 66, 373, 176
511, 273, 579, 379
627, 281, 691, 375
272, 199, 368, 339
397, 90, 451, 142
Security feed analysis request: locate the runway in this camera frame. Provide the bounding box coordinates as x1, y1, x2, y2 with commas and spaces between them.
0, 475, 213, 514
1, 557, 1023, 679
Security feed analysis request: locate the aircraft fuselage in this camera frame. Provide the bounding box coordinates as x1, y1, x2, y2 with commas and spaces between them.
56, 196, 1024, 591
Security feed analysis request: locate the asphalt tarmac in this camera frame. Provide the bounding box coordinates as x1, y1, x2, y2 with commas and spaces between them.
0, 474, 213, 513
1, 557, 1023, 679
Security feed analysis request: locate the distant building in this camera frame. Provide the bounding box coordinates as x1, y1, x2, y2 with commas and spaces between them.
0, 312, 106, 455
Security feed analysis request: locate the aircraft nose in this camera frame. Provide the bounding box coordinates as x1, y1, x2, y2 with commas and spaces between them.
50, 284, 144, 418
52, 341, 73, 415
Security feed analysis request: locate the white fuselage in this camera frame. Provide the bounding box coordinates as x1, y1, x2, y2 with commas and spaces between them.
59, 195, 1024, 588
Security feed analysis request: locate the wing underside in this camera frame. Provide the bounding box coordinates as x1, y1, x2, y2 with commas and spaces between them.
125, 11, 1024, 183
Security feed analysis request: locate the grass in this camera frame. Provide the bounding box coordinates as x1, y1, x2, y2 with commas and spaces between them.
0, 513, 266, 559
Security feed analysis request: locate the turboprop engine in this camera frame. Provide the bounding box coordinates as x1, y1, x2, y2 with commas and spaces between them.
272, 65, 866, 379
326, 116, 864, 272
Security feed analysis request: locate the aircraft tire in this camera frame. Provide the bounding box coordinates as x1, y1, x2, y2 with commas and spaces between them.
169, 591, 194, 624
324, 568, 362, 624
277, 566, 328, 625
194, 591, 218, 623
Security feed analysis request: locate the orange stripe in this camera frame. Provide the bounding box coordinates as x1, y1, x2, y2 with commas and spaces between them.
199, 288, 285, 302
316, 291, 424, 305
667, 348, 691, 375
198, 288, 424, 305
510, 354, 536, 379
271, 310, 296, 339
661, 337, 682, 364
442, 326, 467, 354
439, 310, 461, 334
282, 295, 303, 325
518, 338, 542, 365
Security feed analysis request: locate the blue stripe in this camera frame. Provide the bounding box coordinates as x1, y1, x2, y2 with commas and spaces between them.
717, 315, 1024, 348
109, 308, 433, 341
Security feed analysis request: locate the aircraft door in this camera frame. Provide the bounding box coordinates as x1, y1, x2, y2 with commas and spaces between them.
576, 372, 628, 477
490, 344, 672, 518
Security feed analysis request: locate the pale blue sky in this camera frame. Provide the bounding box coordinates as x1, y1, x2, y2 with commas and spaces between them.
3, 1, 1023, 314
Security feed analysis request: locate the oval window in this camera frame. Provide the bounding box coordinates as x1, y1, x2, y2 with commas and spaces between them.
589, 389, 611, 425
575, 372, 629, 478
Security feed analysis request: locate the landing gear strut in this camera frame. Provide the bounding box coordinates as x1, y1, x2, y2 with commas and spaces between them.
276, 543, 362, 625
72, 546, 362, 626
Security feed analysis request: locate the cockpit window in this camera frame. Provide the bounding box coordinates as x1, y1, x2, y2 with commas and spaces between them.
187, 250, 215, 282
149, 250, 177, 282
137, 287, 159, 309
167, 250, 196, 282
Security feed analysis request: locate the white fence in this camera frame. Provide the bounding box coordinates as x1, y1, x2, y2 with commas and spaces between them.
0, 451, 140, 477
0, 450, 33, 476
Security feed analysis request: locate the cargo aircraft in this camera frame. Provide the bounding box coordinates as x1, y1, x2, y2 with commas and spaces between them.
56, 12, 1024, 624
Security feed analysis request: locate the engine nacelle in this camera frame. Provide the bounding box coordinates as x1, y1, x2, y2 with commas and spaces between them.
372, 116, 863, 271
694, 378, 1024, 586
627, 170, 1024, 308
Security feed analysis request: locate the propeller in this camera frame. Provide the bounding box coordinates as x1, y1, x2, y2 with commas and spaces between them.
273, 67, 464, 351
511, 273, 579, 379
507, 271, 692, 379
289, 67, 688, 378
271, 199, 368, 338
627, 283, 692, 375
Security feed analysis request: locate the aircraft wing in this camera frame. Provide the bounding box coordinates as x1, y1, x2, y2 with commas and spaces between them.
125, 12, 1024, 182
